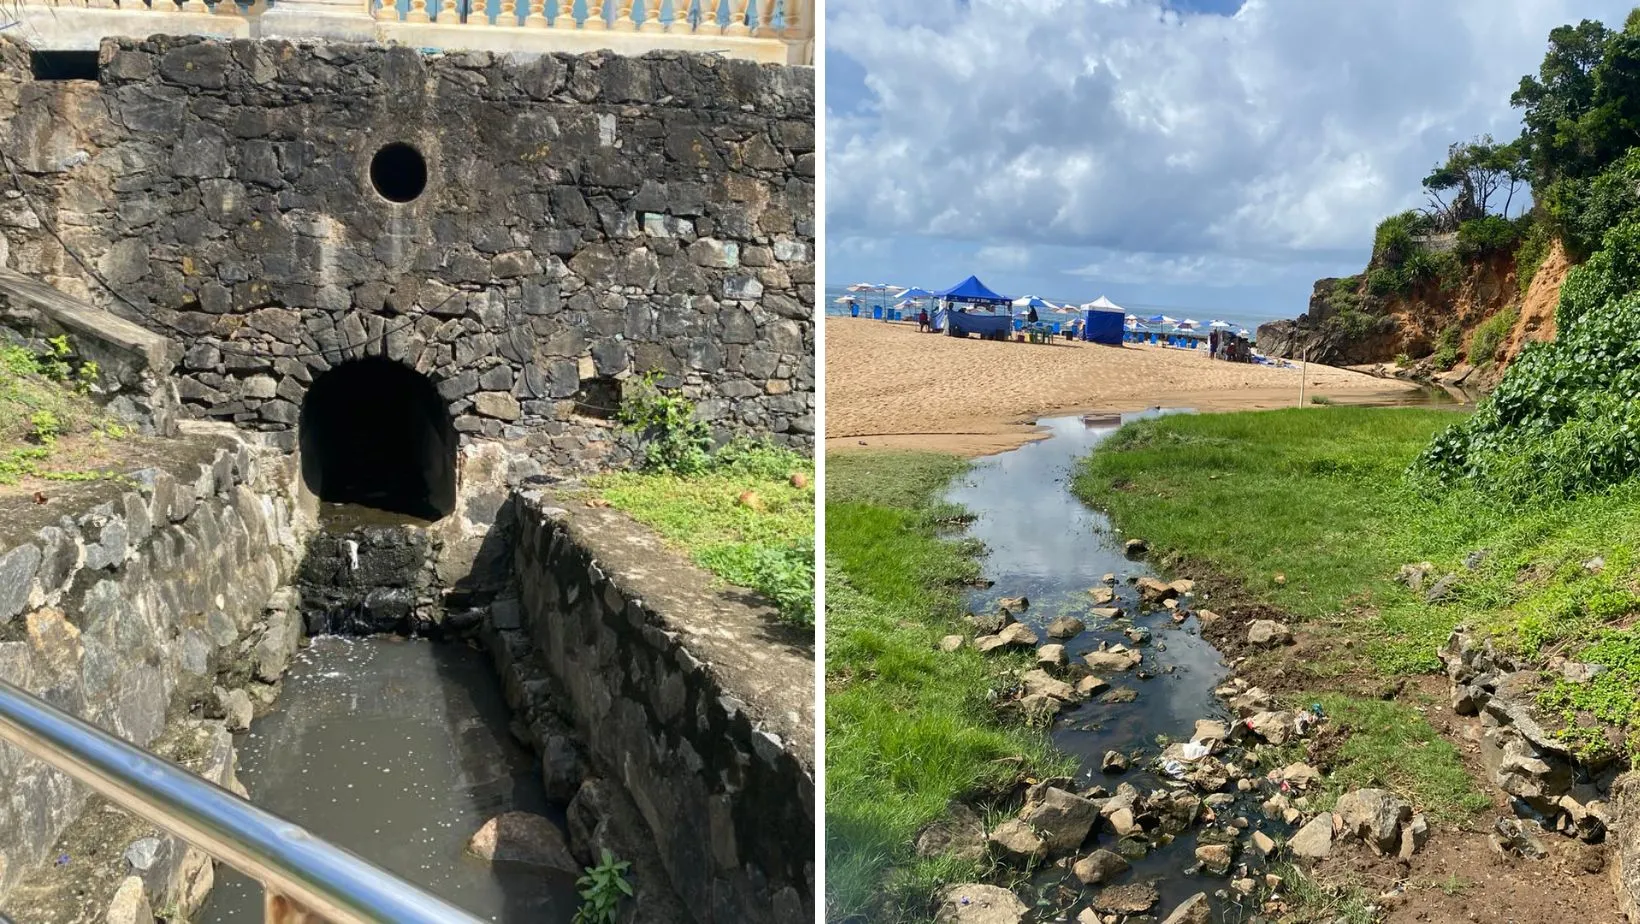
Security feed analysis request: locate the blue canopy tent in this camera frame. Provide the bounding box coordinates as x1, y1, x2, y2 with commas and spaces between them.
1081, 309, 1125, 345
938, 276, 1014, 339
938, 275, 1012, 305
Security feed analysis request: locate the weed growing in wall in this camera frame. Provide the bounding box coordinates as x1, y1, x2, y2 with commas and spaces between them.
617, 372, 712, 475
573, 849, 633, 924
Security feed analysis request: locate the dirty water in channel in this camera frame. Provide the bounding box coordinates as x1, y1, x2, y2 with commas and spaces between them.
950, 412, 1282, 920
197, 636, 579, 923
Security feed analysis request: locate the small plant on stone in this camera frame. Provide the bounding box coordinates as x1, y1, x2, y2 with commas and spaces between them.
618, 371, 712, 475
573, 848, 633, 924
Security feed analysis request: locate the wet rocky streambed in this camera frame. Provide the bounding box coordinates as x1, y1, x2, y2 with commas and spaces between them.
926, 414, 1431, 924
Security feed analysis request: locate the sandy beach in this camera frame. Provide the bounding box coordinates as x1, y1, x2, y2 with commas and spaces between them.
825, 318, 1426, 455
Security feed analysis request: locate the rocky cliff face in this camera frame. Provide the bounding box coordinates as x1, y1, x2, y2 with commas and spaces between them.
1257, 241, 1571, 389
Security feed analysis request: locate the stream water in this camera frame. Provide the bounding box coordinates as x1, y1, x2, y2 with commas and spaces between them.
951, 412, 1283, 920
196, 636, 579, 923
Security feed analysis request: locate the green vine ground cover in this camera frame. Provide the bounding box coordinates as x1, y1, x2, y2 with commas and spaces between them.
1073, 406, 1640, 765
825, 451, 1071, 923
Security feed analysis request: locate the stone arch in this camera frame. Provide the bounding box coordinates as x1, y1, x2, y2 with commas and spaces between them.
298, 356, 457, 521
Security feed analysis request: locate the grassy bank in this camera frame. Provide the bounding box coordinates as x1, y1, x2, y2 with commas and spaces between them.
593, 443, 815, 627
825, 452, 1068, 922
1073, 405, 1640, 762
1, 337, 126, 488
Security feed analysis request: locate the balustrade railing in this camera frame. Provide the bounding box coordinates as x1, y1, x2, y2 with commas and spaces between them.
3, 0, 811, 63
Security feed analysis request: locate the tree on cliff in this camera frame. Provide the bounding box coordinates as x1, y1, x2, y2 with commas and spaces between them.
1421, 136, 1528, 227
1511, 19, 1613, 185
1512, 15, 1640, 190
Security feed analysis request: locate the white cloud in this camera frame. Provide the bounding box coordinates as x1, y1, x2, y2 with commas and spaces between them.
826, 0, 1634, 267
976, 244, 1031, 268
1065, 249, 1341, 287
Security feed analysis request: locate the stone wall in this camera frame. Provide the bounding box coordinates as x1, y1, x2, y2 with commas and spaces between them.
507, 490, 814, 923
0, 35, 814, 471
0, 427, 301, 905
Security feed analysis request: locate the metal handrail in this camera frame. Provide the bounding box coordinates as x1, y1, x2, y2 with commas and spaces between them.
0, 680, 489, 924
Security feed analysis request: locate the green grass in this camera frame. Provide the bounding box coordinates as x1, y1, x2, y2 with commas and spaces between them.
825, 451, 1070, 923
1071, 407, 1494, 671
1072, 406, 1640, 790
1, 339, 124, 485
592, 445, 815, 627
1270, 862, 1378, 924
1302, 694, 1488, 820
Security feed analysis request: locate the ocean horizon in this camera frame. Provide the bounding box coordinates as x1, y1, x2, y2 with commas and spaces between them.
821, 284, 1294, 337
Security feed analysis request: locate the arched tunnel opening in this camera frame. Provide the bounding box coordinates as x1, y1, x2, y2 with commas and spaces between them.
299, 357, 457, 521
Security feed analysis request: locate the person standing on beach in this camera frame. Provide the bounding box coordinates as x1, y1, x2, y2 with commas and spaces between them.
917, 308, 930, 332
1209, 329, 1220, 359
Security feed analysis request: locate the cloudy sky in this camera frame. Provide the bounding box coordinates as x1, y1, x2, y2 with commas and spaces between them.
824, 0, 1635, 322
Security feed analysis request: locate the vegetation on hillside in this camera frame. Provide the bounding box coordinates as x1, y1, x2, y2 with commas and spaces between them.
1417, 204, 1640, 501
826, 452, 1069, 923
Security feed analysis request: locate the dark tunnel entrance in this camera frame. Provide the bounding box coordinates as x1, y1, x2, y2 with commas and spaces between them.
299, 357, 457, 521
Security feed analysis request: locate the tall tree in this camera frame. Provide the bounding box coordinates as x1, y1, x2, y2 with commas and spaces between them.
1511, 19, 1612, 184
1422, 136, 1529, 225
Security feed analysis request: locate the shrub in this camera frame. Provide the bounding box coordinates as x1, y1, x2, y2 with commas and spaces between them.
1373, 211, 1432, 264
574, 849, 632, 924
1366, 265, 1406, 296
29, 411, 60, 446
1545, 149, 1640, 258
1430, 326, 1462, 371
1514, 215, 1555, 296
1467, 308, 1518, 367
711, 437, 806, 479
1457, 215, 1525, 257
617, 372, 712, 474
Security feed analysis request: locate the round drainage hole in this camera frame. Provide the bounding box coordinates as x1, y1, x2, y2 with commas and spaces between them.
370, 142, 428, 203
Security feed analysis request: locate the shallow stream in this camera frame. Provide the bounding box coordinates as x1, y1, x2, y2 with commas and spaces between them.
951, 413, 1283, 920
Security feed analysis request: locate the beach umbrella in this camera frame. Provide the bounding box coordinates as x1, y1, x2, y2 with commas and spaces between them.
1209, 319, 1232, 329
897, 286, 935, 299
1238, 329, 1251, 336
846, 282, 883, 292
1161, 316, 1179, 326
1012, 295, 1055, 310
1177, 318, 1199, 329
1146, 314, 1165, 324
834, 295, 858, 304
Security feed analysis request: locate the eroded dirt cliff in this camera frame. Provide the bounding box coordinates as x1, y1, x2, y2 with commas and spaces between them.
1257, 240, 1571, 392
